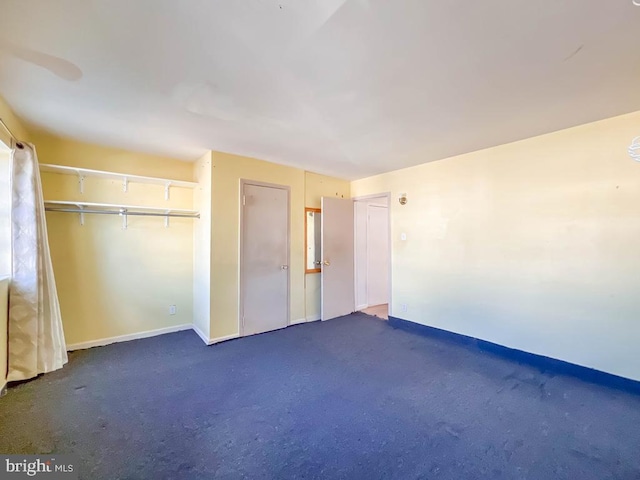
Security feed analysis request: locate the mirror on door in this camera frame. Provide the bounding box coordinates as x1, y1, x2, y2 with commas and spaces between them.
305, 208, 321, 273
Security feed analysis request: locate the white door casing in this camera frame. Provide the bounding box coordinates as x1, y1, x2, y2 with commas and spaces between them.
354, 201, 368, 310
321, 197, 355, 321
241, 182, 289, 336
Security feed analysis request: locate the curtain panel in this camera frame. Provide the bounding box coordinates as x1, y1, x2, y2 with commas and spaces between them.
8, 144, 67, 382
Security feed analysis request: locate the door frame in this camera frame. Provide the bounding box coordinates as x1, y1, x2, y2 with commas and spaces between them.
239, 179, 291, 337
352, 192, 392, 315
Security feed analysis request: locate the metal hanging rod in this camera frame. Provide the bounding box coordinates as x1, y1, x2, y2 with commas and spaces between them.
45, 206, 199, 229
44, 207, 199, 218
0, 117, 24, 149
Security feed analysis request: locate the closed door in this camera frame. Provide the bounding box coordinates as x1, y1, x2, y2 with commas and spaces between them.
241, 183, 289, 336
321, 197, 354, 321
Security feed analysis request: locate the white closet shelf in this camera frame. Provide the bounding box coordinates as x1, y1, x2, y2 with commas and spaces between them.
44, 200, 199, 215
40, 164, 198, 189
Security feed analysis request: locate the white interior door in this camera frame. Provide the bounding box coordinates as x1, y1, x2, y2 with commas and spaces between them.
366, 204, 389, 306
321, 197, 354, 321
241, 183, 289, 336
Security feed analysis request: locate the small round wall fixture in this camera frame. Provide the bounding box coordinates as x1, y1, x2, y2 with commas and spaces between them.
399, 193, 408, 205
629, 136, 640, 162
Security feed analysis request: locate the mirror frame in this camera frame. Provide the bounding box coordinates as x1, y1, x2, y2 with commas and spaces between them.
305, 207, 321, 273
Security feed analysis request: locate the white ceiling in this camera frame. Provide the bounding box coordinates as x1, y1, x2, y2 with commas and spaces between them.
0, 1, 639, 180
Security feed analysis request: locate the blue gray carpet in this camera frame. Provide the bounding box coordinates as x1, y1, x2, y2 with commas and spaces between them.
1, 313, 639, 479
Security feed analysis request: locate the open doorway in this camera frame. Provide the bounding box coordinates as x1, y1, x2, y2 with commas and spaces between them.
353, 194, 390, 320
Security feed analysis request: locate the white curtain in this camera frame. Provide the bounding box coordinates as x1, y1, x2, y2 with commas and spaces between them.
8, 144, 67, 382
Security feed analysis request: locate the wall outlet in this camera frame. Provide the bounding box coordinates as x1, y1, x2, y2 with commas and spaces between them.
400, 303, 408, 313
169, 305, 177, 315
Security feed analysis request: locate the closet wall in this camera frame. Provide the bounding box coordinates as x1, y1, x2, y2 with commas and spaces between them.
22, 131, 351, 348
33, 130, 195, 348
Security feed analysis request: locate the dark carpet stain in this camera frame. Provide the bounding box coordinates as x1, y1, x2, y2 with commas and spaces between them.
1, 313, 639, 479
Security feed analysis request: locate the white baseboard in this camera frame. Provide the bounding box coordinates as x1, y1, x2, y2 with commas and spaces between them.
191, 323, 210, 345
209, 333, 239, 345
305, 314, 321, 322
66, 322, 295, 350
290, 317, 307, 325
192, 324, 239, 346
66, 324, 193, 351
356, 304, 368, 311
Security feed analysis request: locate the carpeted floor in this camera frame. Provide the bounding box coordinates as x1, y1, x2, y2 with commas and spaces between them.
1, 313, 639, 479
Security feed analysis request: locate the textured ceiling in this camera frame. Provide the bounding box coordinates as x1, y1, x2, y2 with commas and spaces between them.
1, 0, 639, 179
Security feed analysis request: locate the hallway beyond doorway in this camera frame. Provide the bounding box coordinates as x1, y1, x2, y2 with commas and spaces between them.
361, 303, 388, 320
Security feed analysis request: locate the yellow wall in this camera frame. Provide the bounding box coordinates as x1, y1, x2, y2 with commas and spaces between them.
304, 172, 351, 321
352, 110, 640, 381
209, 151, 305, 338
304, 171, 351, 209
32, 131, 193, 180
32, 130, 195, 347
207, 152, 351, 338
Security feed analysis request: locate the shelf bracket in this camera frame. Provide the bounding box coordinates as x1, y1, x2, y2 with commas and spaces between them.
120, 208, 128, 230
79, 205, 84, 226
78, 174, 85, 194
165, 211, 170, 228
164, 182, 172, 201
123, 176, 128, 193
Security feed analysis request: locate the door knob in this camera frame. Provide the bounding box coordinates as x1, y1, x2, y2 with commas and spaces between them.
281, 265, 289, 270
322, 260, 330, 266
